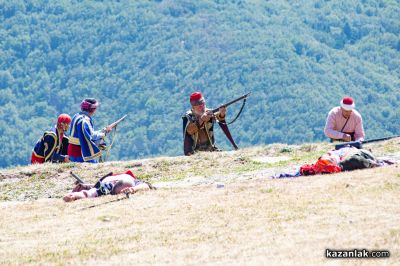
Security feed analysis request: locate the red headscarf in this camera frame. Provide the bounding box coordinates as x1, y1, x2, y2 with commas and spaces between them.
57, 114, 72, 124
80, 98, 99, 112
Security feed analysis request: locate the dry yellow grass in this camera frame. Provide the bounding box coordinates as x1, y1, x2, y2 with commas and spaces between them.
0, 140, 399, 265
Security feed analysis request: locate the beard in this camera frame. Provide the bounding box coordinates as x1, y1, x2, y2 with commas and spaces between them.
193, 107, 206, 116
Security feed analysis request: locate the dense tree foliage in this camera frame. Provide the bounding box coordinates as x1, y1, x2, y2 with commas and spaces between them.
0, 0, 399, 168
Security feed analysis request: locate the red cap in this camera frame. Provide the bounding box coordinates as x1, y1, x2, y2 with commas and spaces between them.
190, 92, 203, 102
340, 97, 355, 111
57, 114, 72, 124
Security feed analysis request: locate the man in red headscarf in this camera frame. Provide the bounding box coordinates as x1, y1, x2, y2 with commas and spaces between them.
324, 97, 365, 142
182, 92, 227, 155
31, 114, 72, 164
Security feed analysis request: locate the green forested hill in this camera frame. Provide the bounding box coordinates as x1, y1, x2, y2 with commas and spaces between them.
0, 0, 399, 168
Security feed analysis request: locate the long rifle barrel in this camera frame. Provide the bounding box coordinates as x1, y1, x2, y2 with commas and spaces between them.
335, 135, 400, 150
211, 92, 251, 113
362, 135, 400, 144
108, 114, 127, 129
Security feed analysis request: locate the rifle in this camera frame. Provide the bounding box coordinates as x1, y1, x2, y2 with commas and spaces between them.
210, 92, 251, 127
99, 114, 127, 162
78, 194, 130, 210
70, 171, 113, 186
105, 114, 127, 131
211, 92, 251, 113
70, 171, 85, 184
335, 135, 400, 150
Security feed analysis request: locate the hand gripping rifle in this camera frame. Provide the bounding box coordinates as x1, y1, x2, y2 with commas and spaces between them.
211, 92, 251, 125
106, 114, 128, 131
99, 114, 128, 162
335, 135, 400, 150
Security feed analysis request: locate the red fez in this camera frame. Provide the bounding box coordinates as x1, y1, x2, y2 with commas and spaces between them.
57, 114, 72, 124
340, 97, 355, 111
190, 92, 203, 101
189, 92, 205, 105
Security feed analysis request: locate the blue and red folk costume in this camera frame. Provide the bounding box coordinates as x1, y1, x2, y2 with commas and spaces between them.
68, 99, 104, 163
67, 111, 104, 163
31, 128, 68, 164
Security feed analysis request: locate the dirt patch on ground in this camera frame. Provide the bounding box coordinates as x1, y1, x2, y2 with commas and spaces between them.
251, 155, 291, 164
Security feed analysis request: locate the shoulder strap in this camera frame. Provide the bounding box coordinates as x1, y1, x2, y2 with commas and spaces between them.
217, 97, 247, 126
218, 122, 239, 150
340, 117, 350, 132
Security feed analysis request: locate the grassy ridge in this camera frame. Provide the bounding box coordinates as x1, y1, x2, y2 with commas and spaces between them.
0, 141, 399, 264
1, 140, 399, 201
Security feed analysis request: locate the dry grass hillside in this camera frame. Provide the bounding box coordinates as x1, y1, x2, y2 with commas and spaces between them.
0, 140, 399, 265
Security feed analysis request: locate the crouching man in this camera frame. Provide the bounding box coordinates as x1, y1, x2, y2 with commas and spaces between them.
31, 114, 71, 164
63, 170, 150, 202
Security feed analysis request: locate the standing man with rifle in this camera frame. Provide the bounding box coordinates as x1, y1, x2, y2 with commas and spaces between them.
324, 97, 365, 142
68, 98, 112, 163
183, 91, 249, 155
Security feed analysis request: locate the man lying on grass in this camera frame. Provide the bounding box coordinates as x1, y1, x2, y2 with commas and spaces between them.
63, 170, 151, 202
274, 146, 394, 178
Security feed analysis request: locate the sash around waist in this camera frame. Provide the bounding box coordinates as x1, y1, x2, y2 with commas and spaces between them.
68, 137, 80, 145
